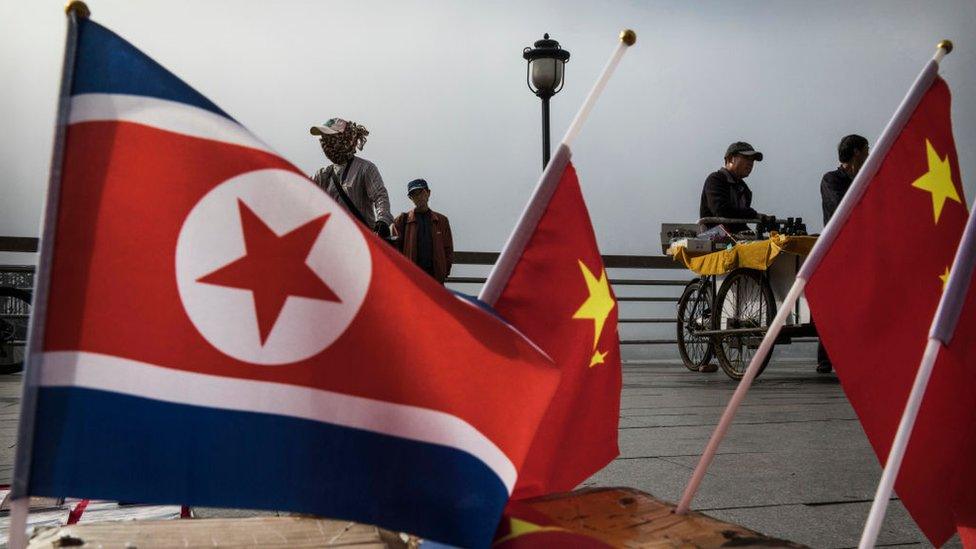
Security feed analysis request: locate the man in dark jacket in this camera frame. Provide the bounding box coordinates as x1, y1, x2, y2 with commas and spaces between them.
699, 142, 764, 233
821, 134, 869, 225
394, 179, 454, 284
816, 134, 869, 373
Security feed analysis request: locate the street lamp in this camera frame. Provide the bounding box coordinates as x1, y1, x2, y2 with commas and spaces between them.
523, 33, 570, 168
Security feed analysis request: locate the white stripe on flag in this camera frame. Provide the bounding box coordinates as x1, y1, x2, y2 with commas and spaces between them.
68, 94, 274, 154
38, 350, 517, 492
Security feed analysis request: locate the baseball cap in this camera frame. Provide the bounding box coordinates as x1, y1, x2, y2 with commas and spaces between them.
407, 179, 429, 195
725, 141, 764, 161
310, 118, 348, 136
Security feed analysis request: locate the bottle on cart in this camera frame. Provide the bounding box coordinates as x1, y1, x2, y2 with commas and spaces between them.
795, 217, 807, 236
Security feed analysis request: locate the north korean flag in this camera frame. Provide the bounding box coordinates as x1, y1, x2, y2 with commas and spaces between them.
15, 19, 560, 548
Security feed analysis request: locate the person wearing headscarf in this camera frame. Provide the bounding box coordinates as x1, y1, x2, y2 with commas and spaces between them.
310, 118, 393, 237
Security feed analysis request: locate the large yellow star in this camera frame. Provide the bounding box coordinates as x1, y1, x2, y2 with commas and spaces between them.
572, 260, 615, 367
940, 266, 950, 290
911, 139, 960, 223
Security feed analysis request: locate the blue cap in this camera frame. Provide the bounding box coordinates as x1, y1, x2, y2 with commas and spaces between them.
407, 178, 429, 195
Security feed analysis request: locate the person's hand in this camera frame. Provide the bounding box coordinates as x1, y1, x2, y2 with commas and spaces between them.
375, 221, 391, 239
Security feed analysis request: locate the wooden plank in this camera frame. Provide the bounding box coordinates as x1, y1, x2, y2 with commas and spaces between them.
618, 318, 677, 323
612, 278, 687, 286
602, 254, 683, 270
451, 251, 498, 265
1, 247, 684, 270
447, 277, 688, 286
28, 516, 396, 548
450, 251, 684, 270
519, 487, 807, 548
0, 237, 38, 253
26, 489, 805, 548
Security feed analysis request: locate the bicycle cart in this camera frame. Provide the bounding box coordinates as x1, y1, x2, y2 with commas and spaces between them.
666, 218, 818, 381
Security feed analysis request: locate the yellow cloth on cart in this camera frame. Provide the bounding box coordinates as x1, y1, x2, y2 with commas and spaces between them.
671, 234, 817, 276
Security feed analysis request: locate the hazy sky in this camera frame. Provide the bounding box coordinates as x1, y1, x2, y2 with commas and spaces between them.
3, 0, 975, 262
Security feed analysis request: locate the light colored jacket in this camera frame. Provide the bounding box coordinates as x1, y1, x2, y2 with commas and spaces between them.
311, 156, 393, 228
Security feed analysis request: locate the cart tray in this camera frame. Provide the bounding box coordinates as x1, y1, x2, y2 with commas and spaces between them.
671, 234, 817, 276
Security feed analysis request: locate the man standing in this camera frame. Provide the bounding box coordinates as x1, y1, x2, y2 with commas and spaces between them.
310, 118, 393, 238
699, 142, 765, 233
394, 179, 454, 285
821, 134, 869, 224
816, 134, 869, 373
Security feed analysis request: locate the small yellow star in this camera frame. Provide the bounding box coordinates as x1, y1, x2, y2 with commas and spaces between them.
940, 266, 951, 290
589, 350, 608, 368
911, 139, 960, 223
572, 260, 616, 367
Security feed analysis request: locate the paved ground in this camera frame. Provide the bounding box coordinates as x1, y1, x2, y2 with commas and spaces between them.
585, 360, 960, 548
0, 361, 960, 547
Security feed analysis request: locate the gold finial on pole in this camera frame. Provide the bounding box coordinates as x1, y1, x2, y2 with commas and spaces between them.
619, 29, 637, 47
933, 39, 953, 63
64, 1, 91, 18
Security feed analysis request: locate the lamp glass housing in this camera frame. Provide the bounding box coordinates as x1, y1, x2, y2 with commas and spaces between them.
530, 57, 564, 95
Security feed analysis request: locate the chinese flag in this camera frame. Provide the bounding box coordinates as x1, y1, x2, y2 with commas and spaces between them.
940, 221, 976, 547
493, 500, 611, 548
492, 157, 621, 499
805, 76, 973, 546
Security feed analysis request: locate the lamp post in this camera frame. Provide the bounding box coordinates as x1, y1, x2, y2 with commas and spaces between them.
523, 33, 570, 168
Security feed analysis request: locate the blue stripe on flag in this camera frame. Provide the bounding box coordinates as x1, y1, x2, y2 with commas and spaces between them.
73, 20, 232, 120
29, 387, 507, 548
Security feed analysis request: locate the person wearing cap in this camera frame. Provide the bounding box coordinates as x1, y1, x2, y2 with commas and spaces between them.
310, 118, 393, 237
699, 142, 764, 233
393, 179, 454, 284
815, 134, 870, 374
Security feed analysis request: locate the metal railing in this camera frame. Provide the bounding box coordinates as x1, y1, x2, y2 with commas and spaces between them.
448, 251, 686, 346
0, 237, 40, 318
0, 238, 690, 347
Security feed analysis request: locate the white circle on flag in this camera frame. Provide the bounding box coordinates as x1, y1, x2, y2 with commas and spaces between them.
175, 169, 371, 365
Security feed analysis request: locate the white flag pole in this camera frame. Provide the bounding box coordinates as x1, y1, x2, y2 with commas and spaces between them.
479, 30, 636, 305
560, 30, 634, 150
7, 3, 89, 548
675, 40, 952, 516
674, 279, 805, 514
859, 103, 969, 548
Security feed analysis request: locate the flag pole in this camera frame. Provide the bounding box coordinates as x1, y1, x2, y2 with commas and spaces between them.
675, 40, 951, 516
859, 91, 968, 547
7, 2, 88, 548
479, 30, 636, 305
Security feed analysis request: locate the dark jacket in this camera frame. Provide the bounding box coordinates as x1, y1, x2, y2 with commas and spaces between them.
394, 209, 454, 284
699, 168, 758, 232
821, 167, 853, 225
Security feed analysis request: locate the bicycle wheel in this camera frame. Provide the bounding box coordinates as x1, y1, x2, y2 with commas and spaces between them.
0, 286, 32, 375
676, 278, 714, 371
712, 269, 775, 381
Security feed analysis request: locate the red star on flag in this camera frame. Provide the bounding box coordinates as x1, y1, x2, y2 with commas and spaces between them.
197, 199, 340, 344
